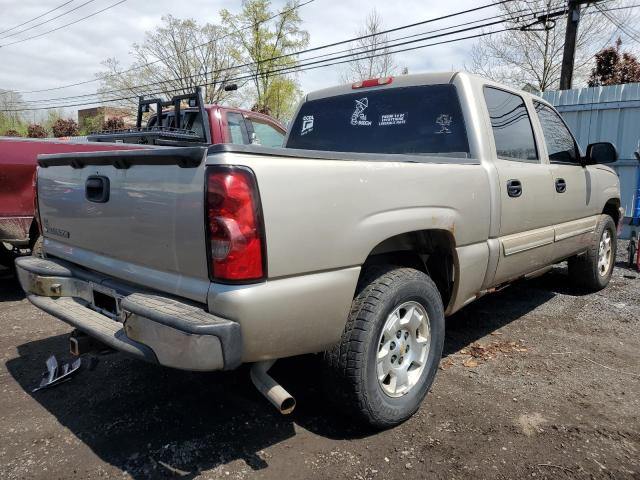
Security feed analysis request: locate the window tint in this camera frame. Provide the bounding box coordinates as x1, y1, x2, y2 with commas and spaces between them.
484, 87, 538, 162
286, 85, 470, 157
248, 118, 284, 148
534, 102, 579, 163
226, 112, 248, 144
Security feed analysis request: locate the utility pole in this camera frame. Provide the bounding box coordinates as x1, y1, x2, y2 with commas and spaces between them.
560, 0, 607, 90
559, 0, 581, 90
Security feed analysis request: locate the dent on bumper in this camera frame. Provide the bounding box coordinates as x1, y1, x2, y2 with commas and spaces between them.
15, 256, 242, 371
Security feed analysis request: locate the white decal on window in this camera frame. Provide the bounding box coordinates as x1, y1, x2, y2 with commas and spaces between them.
378, 113, 407, 126
301, 115, 314, 135
435, 114, 453, 134
350, 98, 372, 126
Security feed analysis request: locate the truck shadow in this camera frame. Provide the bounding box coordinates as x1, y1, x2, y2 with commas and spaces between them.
3, 267, 584, 478
0, 269, 26, 302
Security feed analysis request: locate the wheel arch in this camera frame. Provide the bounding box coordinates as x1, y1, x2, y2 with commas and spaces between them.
360, 229, 458, 311
602, 197, 621, 227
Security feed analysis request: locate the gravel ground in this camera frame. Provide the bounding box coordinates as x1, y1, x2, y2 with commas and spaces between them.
0, 241, 638, 479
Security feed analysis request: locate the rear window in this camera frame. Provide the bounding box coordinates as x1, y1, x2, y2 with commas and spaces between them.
286, 84, 469, 157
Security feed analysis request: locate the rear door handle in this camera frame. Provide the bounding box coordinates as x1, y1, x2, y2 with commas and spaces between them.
507, 179, 522, 198
85, 175, 110, 203
555, 178, 567, 193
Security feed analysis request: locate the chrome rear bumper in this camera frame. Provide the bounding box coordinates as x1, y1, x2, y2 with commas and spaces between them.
15, 256, 242, 371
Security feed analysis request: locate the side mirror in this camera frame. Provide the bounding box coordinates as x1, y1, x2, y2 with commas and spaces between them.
584, 142, 617, 164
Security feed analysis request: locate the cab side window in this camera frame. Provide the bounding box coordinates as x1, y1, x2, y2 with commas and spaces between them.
534, 102, 579, 164
226, 112, 249, 145
484, 87, 538, 162
247, 118, 285, 148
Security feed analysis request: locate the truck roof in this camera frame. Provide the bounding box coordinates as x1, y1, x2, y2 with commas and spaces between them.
304, 71, 550, 108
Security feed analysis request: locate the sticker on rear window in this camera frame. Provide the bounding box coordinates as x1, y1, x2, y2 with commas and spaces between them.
378, 113, 407, 126
350, 98, 372, 126
301, 115, 314, 135
435, 114, 453, 134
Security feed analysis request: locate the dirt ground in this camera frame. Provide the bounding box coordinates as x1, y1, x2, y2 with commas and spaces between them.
1, 242, 638, 479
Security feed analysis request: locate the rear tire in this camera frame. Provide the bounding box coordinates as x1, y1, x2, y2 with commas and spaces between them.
324, 265, 445, 429
568, 215, 616, 291
30, 235, 44, 258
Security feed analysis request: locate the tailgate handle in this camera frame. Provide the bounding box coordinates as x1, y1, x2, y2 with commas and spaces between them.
85, 176, 110, 203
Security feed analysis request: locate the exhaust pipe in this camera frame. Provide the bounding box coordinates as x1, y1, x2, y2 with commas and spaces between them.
250, 360, 296, 414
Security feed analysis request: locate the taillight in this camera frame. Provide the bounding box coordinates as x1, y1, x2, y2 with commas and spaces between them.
206, 166, 265, 282
352, 77, 393, 89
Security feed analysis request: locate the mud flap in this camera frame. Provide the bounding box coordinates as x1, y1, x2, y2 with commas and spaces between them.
32, 355, 82, 392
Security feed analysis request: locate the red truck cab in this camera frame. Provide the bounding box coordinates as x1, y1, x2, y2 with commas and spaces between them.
0, 93, 286, 267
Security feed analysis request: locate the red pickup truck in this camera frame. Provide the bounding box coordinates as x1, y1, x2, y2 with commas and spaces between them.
0, 90, 285, 267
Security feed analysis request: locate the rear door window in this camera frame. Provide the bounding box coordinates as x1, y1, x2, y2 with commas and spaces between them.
247, 118, 285, 148
286, 84, 470, 157
225, 112, 250, 145
484, 87, 538, 162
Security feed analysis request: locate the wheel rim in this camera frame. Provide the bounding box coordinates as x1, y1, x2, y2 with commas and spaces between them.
376, 301, 431, 398
597, 228, 613, 277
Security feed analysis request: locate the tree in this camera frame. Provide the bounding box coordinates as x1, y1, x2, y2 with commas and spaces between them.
51, 118, 79, 137
588, 38, 640, 86
341, 9, 397, 83
255, 76, 302, 120
0, 89, 25, 134
221, 0, 309, 119
97, 15, 238, 109
468, 0, 636, 91
27, 124, 47, 138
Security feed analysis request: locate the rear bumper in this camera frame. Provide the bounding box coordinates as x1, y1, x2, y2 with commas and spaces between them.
15, 256, 242, 371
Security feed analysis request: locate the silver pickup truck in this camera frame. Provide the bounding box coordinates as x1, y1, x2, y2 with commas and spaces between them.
16, 72, 622, 428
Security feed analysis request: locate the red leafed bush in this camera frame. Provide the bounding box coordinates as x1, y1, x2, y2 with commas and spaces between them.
27, 123, 47, 138
104, 116, 125, 131
51, 118, 79, 137
3, 129, 21, 137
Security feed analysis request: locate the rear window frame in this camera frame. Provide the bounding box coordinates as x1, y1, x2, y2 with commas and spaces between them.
285, 84, 471, 159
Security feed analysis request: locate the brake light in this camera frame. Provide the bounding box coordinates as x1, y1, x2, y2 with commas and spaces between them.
352, 77, 393, 89
206, 167, 265, 282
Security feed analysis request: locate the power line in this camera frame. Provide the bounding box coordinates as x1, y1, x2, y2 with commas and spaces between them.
596, 3, 640, 43
13, 0, 317, 94
0, 0, 128, 48
5, 1, 569, 111
0, 0, 99, 40
0, 26, 518, 112
0, 0, 75, 36
12, 0, 512, 97
15, 2, 562, 107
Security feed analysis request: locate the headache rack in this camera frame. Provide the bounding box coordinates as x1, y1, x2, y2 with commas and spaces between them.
87, 87, 212, 146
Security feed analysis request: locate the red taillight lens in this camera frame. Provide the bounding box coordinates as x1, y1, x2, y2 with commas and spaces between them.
206, 167, 264, 282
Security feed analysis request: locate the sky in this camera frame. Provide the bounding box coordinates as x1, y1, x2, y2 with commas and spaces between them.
0, 0, 499, 119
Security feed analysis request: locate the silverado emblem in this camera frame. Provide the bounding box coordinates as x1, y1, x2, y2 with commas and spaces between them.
43, 219, 70, 239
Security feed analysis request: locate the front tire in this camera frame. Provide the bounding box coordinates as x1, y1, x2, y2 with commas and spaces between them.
324, 265, 445, 429
568, 215, 617, 291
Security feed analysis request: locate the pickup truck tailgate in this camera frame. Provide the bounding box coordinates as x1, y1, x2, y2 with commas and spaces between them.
36, 147, 210, 302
